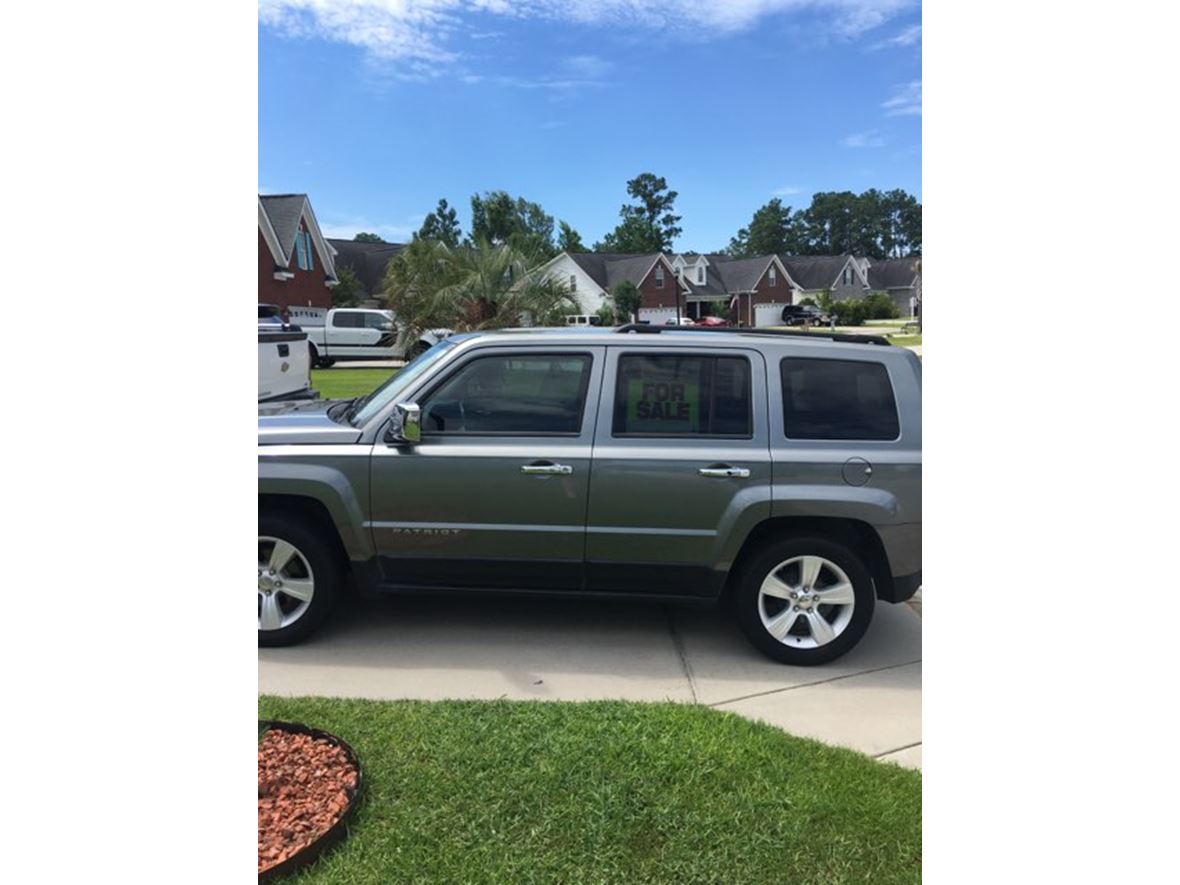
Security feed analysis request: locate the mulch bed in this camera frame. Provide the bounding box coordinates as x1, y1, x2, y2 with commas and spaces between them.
258, 726, 361, 877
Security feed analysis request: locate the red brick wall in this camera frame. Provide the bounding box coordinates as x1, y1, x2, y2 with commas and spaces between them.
257, 223, 333, 310
638, 259, 683, 311
749, 264, 793, 307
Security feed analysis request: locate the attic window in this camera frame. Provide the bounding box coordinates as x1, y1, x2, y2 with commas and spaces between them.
697, 267, 704, 284
655, 265, 665, 289
769, 267, 777, 287
295, 230, 314, 271
842, 267, 851, 285
569, 274, 577, 292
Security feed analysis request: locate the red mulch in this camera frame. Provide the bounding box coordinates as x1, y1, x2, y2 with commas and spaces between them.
258, 729, 359, 874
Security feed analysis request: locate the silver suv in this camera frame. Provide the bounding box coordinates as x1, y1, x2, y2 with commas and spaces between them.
258, 325, 921, 665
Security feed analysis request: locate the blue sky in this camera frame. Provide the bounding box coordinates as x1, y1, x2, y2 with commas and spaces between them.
259, 1, 921, 253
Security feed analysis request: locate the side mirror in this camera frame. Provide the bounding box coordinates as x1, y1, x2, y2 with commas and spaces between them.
387, 402, 422, 444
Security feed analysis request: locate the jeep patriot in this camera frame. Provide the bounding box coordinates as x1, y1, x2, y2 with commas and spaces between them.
258, 325, 921, 665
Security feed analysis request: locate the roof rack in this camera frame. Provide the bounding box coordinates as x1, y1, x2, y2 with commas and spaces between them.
613, 323, 890, 346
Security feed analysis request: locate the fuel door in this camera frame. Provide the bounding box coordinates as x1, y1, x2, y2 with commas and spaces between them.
842, 456, 873, 487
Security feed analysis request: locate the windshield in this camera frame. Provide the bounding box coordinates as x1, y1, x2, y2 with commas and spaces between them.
347, 338, 458, 426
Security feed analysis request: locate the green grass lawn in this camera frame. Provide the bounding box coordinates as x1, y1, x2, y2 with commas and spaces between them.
310, 368, 398, 400
260, 696, 921, 884
887, 335, 922, 348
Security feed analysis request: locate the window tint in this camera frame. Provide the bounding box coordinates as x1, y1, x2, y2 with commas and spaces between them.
613, 354, 751, 437
333, 311, 364, 328
781, 358, 899, 441
421, 353, 592, 435
363, 312, 391, 329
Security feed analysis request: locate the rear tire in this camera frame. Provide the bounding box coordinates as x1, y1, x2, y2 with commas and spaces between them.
258, 513, 341, 647
736, 536, 875, 665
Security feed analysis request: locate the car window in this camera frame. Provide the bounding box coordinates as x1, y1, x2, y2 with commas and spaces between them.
332, 312, 362, 328
612, 354, 752, 438
780, 358, 899, 440
363, 313, 391, 329
420, 353, 593, 435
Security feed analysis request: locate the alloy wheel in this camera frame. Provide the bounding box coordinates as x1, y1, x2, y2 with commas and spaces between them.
258, 536, 316, 632
757, 555, 856, 649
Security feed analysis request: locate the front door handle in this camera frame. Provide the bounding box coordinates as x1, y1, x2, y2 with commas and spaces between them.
521, 461, 573, 475
698, 464, 751, 478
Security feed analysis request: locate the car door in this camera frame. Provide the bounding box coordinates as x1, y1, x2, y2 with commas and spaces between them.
585, 346, 771, 597
368, 345, 605, 591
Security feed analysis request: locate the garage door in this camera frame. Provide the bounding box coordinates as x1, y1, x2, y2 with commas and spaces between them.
754, 303, 786, 328
638, 307, 678, 325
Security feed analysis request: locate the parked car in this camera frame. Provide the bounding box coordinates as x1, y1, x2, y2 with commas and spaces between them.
258, 324, 313, 402
695, 316, 729, 327
565, 314, 603, 327
258, 324, 921, 665
781, 304, 829, 326
665, 317, 696, 326
302, 308, 451, 368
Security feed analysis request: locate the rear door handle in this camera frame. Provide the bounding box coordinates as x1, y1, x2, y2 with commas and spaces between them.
521, 461, 573, 475
698, 464, 751, 478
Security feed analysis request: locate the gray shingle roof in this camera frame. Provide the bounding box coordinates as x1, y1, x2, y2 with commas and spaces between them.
868, 257, 920, 290
778, 255, 858, 290
567, 253, 665, 290
328, 238, 406, 296
259, 194, 308, 262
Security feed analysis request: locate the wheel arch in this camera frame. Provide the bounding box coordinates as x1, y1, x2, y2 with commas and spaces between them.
724, 516, 896, 603
258, 462, 373, 562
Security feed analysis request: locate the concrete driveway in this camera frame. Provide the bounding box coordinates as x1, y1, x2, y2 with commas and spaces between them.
260, 594, 922, 769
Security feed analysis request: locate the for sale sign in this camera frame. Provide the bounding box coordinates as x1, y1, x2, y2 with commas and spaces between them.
627, 380, 699, 433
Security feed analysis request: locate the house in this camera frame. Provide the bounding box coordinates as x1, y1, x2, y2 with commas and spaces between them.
673, 253, 796, 327
258, 194, 339, 310
868, 257, 922, 317
777, 254, 871, 304
536, 251, 685, 320
328, 238, 406, 304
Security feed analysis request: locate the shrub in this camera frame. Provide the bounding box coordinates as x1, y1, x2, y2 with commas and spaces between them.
798, 296, 817, 307
863, 292, 901, 320
831, 300, 868, 326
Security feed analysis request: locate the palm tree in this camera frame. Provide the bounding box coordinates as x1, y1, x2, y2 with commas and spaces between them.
381, 238, 458, 346
432, 239, 579, 330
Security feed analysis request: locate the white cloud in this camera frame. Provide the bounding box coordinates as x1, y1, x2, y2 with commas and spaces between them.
882, 79, 921, 116
869, 23, 920, 49
260, 1, 918, 72
842, 129, 885, 148
772, 185, 802, 196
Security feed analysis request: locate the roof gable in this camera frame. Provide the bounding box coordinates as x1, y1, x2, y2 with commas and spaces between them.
867, 257, 920, 290
779, 254, 865, 290
259, 194, 338, 282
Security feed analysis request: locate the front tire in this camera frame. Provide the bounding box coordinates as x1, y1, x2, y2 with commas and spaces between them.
736, 536, 875, 665
258, 513, 341, 647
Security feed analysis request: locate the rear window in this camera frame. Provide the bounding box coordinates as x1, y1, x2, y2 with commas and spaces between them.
613, 354, 752, 437
781, 358, 899, 441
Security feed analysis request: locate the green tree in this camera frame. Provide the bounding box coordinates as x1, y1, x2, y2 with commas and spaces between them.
330, 264, 366, 308
381, 238, 461, 344
415, 198, 462, 248
728, 198, 801, 257
469, 191, 556, 262
435, 240, 578, 328
557, 221, 585, 253
596, 173, 682, 253
611, 280, 642, 322
353, 232, 385, 243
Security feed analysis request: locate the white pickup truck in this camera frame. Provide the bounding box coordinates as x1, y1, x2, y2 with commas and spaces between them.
301, 308, 450, 368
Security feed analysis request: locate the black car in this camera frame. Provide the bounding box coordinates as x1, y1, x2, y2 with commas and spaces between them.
781, 304, 829, 326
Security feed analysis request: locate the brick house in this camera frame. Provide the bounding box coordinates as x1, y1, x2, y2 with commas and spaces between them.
258, 194, 339, 310
672, 253, 797, 326
536, 252, 687, 321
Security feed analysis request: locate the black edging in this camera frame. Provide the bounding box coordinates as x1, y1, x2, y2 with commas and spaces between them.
259, 720, 364, 883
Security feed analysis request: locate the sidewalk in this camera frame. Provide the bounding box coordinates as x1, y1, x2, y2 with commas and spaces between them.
260, 595, 922, 769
